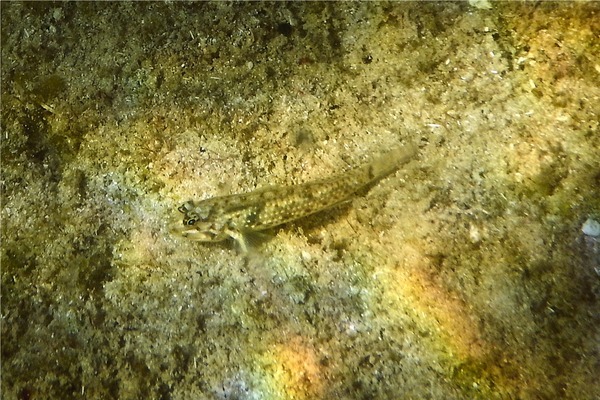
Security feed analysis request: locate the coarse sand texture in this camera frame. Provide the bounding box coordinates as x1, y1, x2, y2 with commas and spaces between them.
2, 2, 599, 399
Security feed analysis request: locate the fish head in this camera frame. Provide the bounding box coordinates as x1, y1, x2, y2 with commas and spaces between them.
171, 200, 229, 242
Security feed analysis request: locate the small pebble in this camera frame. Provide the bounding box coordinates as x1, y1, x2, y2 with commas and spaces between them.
581, 218, 600, 237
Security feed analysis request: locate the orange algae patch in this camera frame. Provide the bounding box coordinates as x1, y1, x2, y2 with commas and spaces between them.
398, 267, 487, 360
378, 244, 488, 361
258, 336, 324, 400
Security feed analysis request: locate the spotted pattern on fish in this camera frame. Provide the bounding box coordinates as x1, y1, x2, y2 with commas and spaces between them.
173, 144, 417, 251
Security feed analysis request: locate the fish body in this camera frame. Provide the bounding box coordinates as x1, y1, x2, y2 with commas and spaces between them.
174, 144, 416, 251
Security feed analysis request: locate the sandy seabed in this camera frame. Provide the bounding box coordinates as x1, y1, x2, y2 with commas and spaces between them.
2, 2, 599, 399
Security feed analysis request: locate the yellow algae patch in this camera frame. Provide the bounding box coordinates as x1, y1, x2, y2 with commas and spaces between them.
376, 243, 488, 361
256, 336, 324, 400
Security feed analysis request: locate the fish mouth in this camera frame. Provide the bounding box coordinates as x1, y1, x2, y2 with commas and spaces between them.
168, 220, 217, 242
179, 229, 215, 241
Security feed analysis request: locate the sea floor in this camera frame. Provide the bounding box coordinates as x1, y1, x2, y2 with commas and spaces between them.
2, 2, 599, 399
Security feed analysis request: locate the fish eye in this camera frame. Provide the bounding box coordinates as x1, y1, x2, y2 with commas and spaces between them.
186, 218, 196, 225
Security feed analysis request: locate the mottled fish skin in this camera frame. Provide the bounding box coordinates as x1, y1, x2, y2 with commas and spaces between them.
174, 144, 417, 251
